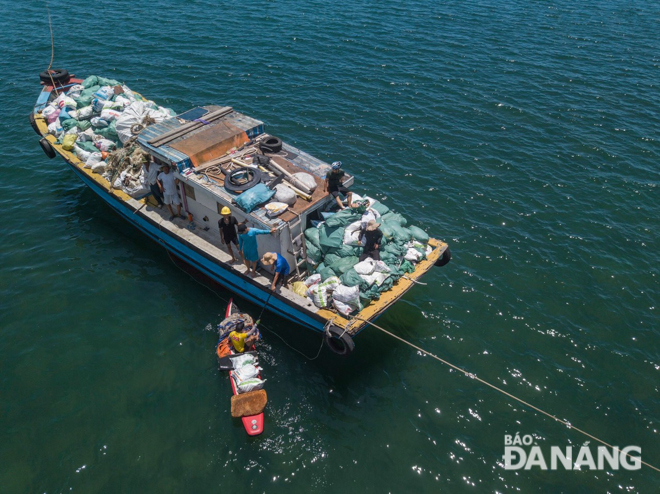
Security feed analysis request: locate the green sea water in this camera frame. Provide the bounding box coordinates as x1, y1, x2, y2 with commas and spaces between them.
1, 0, 659, 492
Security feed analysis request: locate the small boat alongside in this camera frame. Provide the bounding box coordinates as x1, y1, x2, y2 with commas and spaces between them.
30, 70, 451, 357
216, 299, 266, 436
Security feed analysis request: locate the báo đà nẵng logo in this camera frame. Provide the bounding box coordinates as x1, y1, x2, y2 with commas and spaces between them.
502, 434, 641, 471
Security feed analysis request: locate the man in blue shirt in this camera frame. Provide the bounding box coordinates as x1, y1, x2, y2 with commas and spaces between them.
261, 252, 290, 290
238, 224, 276, 277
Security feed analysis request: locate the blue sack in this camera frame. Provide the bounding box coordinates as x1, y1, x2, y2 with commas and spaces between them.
235, 184, 276, 213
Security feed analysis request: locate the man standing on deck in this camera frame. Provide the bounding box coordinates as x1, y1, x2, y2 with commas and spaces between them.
143, 159, 163, 209
324, 161, 353, 210
157, 164, 184, 221
218, 206, 243, 263
359, 219, 383, 262
238, 224, 277, 277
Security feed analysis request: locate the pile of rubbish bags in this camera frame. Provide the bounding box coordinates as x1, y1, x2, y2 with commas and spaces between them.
230, 353, 266, 394
302, 194, 432, 314
41, 75, 175, 197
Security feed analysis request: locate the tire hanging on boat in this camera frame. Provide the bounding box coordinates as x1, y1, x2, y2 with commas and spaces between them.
324, 326, 355, 356
435, 247, 451, 267
224, 168, 263, 193
39, 138, 56, 159
39, 69, 70, 85
259, 136, 282, 154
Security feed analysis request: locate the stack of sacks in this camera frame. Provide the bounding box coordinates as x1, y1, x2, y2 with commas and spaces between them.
302, 192, 433, 306
230, 352, 266, 393
305, 274, 341, 309
40, 75, 174, 184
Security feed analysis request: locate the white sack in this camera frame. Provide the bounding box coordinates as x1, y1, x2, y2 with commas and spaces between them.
332, 284, 360, 305
292, 172, 317, 192
353, 258, 376, 275
91, 161, 107, 174
236, 377, 266, 393
274, 184, 296, 206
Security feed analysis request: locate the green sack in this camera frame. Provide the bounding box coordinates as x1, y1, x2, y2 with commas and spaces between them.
82, 76, 99, 89
384, 242, 406, 256
304, 227, 321, 249
361, 284, 381, 301
377, 277, 394, 293
327, 256, 359, 276
384, 221, 412, 244
381, 212, 407, 226
318, 225, 345, 252
305, 241, 322, 263
76, 120, 92, 131
331, 244, 363, 258
340, 269, 363, 288
95, 121, 118, 141
325, 209, 361, 228
379, 252, 398, 265
61, 119, 78, 131
97, 76, 121, 87
74, 94, 93, 108
387, 265, 403, 281
318, 266, 337, 281
408, 225, 429, 244
400, 260, 415, 274
323, 253, 341, 267
370, 201, 390, 215
76, 141, 98, 153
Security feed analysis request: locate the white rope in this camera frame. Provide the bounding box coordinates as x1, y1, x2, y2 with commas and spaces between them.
357, 317, 660, 473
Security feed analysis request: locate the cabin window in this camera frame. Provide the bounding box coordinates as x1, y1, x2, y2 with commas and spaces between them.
217, 203, 225, 214
183, 183, 196, 201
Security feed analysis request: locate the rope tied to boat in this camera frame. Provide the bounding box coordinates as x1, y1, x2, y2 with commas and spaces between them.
355, 316, 660, 473
44, 3, 60, 96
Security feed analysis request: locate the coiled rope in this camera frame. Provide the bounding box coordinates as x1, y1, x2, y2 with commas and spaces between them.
355, 316, 659, 473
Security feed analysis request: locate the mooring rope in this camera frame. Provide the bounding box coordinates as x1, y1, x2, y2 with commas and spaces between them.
44, 3, 59, 95
355, 316, 660, 473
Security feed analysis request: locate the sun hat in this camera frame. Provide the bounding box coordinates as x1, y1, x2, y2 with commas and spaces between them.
331, 161, 342, 170
221, 206, 231, 215
366, 219, 380, 231
261, 252, 277, 265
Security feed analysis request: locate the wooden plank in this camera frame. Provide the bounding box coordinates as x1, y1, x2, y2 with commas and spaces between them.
147, 106, 233, 147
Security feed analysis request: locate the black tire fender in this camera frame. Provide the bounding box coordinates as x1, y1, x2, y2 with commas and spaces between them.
224, 168, 264, 193
29, 112, 42, 136
259, 136, 282, 154
39, 138, 56, 159
324, 325, 355, 356
39, 69, 70, 85
435, 247, 451, 267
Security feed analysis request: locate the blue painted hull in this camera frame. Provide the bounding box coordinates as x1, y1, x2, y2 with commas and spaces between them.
66, 162, 327, 334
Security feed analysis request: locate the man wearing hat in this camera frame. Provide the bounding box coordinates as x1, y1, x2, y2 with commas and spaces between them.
324, 161, 354, 210
261, 252, 290, 290
360, 219, 383, 262
218, 206, 243, 263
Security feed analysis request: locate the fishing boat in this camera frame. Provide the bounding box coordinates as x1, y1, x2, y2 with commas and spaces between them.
30, 70, 451, 356
216, 298, 265, 436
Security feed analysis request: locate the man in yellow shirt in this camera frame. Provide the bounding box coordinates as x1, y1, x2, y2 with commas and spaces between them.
229, 320, 258, 353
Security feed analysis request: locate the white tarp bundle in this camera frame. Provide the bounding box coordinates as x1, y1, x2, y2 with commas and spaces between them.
115, 101, 172, 144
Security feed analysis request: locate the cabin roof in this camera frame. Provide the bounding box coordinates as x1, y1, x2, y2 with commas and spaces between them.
137, 106, 264, 169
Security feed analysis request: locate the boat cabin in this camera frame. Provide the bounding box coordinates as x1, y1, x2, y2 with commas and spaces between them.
136, 105, 353, 279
